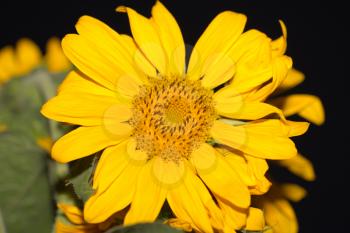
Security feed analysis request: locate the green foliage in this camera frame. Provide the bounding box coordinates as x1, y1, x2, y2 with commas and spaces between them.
0, 70, 57, 233
105, 223, 183, 233
0, 132, 54, 233
68, 155, 97, 203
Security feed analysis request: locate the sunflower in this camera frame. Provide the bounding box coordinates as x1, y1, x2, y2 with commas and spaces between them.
42, 1, 309, 232
0, 37, 70, 84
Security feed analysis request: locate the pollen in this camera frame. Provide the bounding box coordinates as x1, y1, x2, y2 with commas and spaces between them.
130, 78, 216, 163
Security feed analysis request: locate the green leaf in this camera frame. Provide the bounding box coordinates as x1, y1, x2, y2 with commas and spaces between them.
68, 155, 96, 203
0, 132, 54, 233
105, 223, 183, 233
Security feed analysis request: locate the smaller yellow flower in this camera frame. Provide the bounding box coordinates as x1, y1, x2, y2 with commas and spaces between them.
0, 46, 17, 83
0, 37, 71, 85
46, 37, 72, 73
0, 124, 7, 133
56, 203, 116, 233
15, 38, 42, 75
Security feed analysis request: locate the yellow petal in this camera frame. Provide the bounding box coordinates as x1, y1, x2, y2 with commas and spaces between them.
277, 153, 316, 181
245, 156, 271, 195
246, 55, 292, 102
279, 183, 307, 202
229, 30, 273, 93
117, 6, 167, 75
92, 141, 129, 192
167, 164, 214, 233
245, 207, 265, 231
151, 1, 185, 76
200, 52, 236, 89
276, 68, 305, 93
120, 34, 157, 78
214, 95, 286, 121
84, 161, 142, 223
191, 144, 250, 208
45, 37, 71, 72
75, 16, 147, 85
41, 93, 130, 126
187, 11, 246, 83
217, 198, 247, 230
269, 94, 325, 125
57, 71, 118, 97
271, 20, 287, 57
15, 38, 42, 75
218, 148, 256, 187
210, 120, 297, 160
62, 34, 142, 98
52, 126, 130, 163
57, 203, 84, 225
124, 158, 167, 225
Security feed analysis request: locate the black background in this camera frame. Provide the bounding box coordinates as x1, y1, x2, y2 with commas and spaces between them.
1, 0, 347, 232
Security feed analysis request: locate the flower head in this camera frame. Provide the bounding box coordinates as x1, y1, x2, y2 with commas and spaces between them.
0, 37, 70, 84
42, 1, 309, 232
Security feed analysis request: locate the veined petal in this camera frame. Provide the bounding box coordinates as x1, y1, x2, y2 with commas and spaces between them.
269, 94, 325, 125
62, 34, 142, 98
229, 30, 273, 93
41, 93, 131, 126
52, 126, 130, 163
276, 68, 305, 93
246, 55, 293, 102
214, 95, 286, 121
58, 71, 110, 95
271, 20, 287, 57
277, 153, 316, 181
75, 16, 147, 84
84, 161, 141, 223
187, 11, 246, 82
191, 143, 250, 208
217, 198, 247, 230
92, 141, 129, 192
210, 120, 297, 160
151, 1, 186, 76
245, 156, 271, 195
117, 6, 167, 75
120, 34, 157, 78
167, 164, 213, 233
124, 158, 167, 224
217, 148, 256, 187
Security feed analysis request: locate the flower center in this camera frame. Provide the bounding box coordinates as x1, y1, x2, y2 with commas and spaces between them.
130, 78, 216, 163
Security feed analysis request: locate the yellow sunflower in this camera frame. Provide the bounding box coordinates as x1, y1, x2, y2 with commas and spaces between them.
0, 37, 70, 84
42, 1, 309, 232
